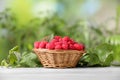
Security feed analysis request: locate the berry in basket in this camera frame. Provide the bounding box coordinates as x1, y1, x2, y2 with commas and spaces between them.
34, 36, 85, 51
33, 36, 85, 68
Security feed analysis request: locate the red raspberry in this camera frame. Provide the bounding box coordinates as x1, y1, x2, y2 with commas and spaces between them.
50, 39, 58, 43
69, 44, 75, 50
39, 41, 48, 48
79, 43, 85, 50
62, 40, 68, 44
55, 42, 62, 46
54, 36, 62, 40
46, 43, 55, 50
62, 44, 68, 50
74, 44, 82, 51
34, 41, 40, 49
62, 36, 70, 42
69, 39, 76, 44
68, 41, 74, 44
55, 45, 62, 50
59, 38, 62, 42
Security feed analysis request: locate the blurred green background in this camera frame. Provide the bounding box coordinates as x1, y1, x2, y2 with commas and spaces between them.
0, 0, 120, 66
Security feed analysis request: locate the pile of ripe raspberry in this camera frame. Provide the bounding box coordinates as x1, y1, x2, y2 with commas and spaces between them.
34, 36, 85, 51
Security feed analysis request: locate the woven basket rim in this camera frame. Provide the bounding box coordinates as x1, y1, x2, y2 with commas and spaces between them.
33, 48, 85, 68
33, 48, 85, 54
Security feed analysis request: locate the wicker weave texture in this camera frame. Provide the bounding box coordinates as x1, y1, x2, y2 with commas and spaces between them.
33, 49, 84, 68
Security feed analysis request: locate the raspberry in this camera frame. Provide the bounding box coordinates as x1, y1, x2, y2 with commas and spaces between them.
74, 44, 84, 50
46, 43, 55, 50
34, 41, 40, 49
69, 39, 76, 44
62, 40, 68, 44
79, 43, 85, 50
55, 45, 62, 50
55, 42, 62, 46
39, 41, 48, 48
68, 41, 74, 44
50, 39, 58, 43
74, 44, 83, 51
62, 44, 68, 50
54, 36, 62, 40
59, 38, 62, 42
69, 44, 75, 50
62, 36, 70, 42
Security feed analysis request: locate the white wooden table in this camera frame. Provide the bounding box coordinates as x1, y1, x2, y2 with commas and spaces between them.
0, 67, 120, 80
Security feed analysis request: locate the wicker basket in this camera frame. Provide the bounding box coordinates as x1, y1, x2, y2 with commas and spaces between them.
33, 49, 84, 68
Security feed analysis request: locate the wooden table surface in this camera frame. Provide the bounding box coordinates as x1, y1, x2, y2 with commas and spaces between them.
0, 67, 120, 80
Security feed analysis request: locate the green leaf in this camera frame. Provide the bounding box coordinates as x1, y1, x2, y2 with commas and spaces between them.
104, 54, 113, 66
7, 46, 20, 66
87, 53, 100, 66
10, 46, 19, 51
95, 44, 114, 66
8, 53, 17, 65
49, 34, 54, 42
19, 52, 42, 67
1, 59, 9, 67
78, 51, 101, 67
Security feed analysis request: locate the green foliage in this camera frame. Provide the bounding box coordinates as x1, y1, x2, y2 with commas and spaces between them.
1, 46, 42, 67
0, 10, 66, 62
77, 44, 114, 67
1, 46, 20, 67
106, 35, 120, 65
104, 6, 120, 65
